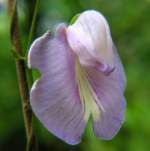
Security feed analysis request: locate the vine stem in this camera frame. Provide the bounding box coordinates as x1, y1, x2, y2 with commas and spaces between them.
9, 0, 38, 150
26, 0, 40, 89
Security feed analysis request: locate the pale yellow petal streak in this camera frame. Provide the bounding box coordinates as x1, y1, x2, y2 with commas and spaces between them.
76, 60, 101, 121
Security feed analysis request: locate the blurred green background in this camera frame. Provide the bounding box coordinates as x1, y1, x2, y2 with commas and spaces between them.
0, 0, 150, 150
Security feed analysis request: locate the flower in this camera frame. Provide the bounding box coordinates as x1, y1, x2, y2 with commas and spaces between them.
28, 10, 126, 145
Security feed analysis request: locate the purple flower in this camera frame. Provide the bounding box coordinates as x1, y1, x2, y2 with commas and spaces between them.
28, 10, 126, 145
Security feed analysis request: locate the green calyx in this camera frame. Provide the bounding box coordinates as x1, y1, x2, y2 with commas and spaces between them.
70, 13, 80, 25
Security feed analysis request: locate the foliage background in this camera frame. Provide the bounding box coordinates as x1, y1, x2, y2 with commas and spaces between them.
0, 0, 150, 150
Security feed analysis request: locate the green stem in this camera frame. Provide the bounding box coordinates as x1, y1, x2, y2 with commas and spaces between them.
9, 0, 38, 150
27, 0, 40, 49
26, 0, 40, 88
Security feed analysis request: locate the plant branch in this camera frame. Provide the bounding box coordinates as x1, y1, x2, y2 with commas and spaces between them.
9, 0, 38, 150
27, 0, 40, 49
26, 0, 40, 88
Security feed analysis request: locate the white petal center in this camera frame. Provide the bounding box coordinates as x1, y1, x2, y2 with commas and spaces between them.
76, 60, 101, 121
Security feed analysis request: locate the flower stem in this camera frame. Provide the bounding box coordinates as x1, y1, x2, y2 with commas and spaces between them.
26, 0, 40, 88
27, 0, 40, 49
9, 0, 38, 150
